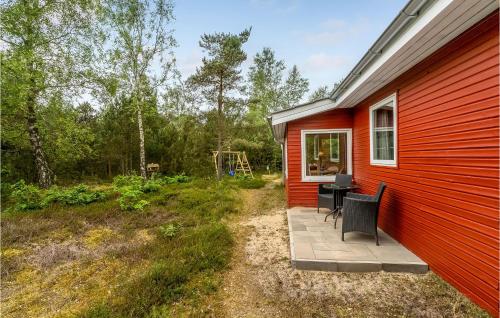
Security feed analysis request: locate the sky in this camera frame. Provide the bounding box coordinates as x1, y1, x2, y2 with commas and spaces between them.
172, 0, 408, 98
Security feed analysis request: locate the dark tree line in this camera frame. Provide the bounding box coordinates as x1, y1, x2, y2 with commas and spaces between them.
1, 0, 318, 187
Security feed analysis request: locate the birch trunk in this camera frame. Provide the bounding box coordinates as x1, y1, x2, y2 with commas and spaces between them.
216, 75, 224, 180
137, 107, 147, 179
27, 100, 52, 188
24, 11, 52, 188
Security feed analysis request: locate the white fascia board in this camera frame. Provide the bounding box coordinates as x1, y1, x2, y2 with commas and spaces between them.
271, 99, 337, 126
335, 0, 455, 108
270, 0, 455, 126
270, 0, 494, 129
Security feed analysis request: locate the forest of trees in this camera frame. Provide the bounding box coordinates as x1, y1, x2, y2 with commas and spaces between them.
1, 0, 333, 187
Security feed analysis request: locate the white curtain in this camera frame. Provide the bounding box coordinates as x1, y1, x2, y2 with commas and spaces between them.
375, 108, 393, 160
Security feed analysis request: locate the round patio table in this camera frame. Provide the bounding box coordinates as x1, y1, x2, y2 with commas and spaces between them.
322, 183, 360, 228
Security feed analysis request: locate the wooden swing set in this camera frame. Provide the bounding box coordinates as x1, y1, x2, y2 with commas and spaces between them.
212, 148, 253, 178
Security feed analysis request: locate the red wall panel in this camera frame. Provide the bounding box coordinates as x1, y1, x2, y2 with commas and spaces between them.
285, 12, 499, 315
350, 13, 499, 315
286, 109, 352, 207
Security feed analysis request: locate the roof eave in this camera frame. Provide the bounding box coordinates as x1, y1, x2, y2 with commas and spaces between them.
268, 0, 498, 141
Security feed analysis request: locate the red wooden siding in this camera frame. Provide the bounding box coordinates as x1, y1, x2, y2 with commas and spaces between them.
284, 12, 499, 315
286, 109, 352, 207
350, 12, 498, 315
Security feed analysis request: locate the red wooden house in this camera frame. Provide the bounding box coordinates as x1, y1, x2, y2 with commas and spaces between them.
269, 0, 499, 315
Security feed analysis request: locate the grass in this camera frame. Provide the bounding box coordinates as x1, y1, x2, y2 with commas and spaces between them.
1, 177, 242, 318
1, 174, 490, 317
222, 174, 267, 189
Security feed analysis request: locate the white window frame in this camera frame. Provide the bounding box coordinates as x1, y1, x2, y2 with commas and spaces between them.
284, 137, 288, 178
329, 133, 340, 162
301, 128, 352, 182
369, 93, 397, 167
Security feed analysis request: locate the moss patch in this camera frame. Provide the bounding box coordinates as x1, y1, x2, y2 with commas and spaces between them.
83, 227, 119, 248
1, 248, 25, 259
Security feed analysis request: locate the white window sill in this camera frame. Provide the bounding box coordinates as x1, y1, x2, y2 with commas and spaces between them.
302, 176, 336, 183
370, 160, 397, 167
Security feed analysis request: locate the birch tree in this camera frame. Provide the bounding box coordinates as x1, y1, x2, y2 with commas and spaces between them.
188, 29, 250, 180
1, 0, 102, 188
106, 0, 176, 179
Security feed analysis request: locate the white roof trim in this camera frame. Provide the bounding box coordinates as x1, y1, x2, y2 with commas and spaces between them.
269, 0, 498, 142
335, 0, 455, 107
270, 98, 336, 126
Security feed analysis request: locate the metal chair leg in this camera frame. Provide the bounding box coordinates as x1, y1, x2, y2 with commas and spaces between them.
324, 210, 334, 222
333, 208, 341, 229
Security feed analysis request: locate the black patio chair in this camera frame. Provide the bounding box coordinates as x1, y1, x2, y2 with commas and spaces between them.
317, 173, 352, 214
341, 182, 386, 246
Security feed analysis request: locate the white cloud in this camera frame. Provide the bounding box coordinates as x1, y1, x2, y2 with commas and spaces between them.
176, 49, 203, 79
301, 17, 370, 46
305, 53, 349, 71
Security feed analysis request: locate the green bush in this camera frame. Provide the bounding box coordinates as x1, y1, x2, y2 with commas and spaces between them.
142, 180, 161, 193
52, 184, 106, 206
112, 175, 153, 211
10, 180, 44, 211
8, 182, 107, 212
112, 175, 143, 190
162, 174, 191, 184
117, 188, 149, 211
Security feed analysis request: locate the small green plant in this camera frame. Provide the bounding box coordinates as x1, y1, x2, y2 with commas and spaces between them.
159, 223, 181, 238
10, 180, 44, 211
118, 188, 149, 211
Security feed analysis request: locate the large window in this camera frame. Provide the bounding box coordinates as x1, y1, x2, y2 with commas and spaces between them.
301, 129, 352, 182
370, 93, 397, 166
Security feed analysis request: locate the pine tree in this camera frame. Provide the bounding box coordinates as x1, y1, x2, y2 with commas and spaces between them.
188, 29, 251, 180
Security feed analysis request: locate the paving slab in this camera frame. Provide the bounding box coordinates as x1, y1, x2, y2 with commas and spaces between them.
287, 207, 428, 273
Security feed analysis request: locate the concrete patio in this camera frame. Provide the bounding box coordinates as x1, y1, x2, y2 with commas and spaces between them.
287, 207, 428, 273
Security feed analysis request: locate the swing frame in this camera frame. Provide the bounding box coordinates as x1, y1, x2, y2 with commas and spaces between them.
212, 149, 254, 178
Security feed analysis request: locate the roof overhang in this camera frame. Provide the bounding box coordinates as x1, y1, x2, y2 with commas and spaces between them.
269, 0, 498, 143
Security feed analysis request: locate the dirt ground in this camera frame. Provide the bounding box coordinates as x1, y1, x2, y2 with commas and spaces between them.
214, 175, 490, 318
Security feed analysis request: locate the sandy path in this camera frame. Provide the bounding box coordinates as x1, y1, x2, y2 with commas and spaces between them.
214, 176, 488, 318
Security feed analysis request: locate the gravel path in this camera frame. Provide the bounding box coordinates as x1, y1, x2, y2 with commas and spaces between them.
215, 177, 489, 318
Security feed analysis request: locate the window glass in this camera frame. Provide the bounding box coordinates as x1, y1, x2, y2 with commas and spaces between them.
372, 104, 394, 161
305, 132, 347, 176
